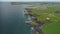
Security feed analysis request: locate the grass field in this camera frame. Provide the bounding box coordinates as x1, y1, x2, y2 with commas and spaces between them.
42, 21, 60, 34
30, 4, 60, 34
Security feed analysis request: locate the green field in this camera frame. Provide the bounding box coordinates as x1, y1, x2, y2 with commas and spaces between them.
30, 4, 60, 34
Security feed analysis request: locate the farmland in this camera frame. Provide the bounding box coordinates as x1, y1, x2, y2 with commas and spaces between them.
29, 3, 60, 34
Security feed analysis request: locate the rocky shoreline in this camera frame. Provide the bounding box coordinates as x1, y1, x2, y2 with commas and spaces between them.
24, 7, 44, 34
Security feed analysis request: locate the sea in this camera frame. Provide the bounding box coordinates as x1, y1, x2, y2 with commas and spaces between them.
0, 2, 31, 34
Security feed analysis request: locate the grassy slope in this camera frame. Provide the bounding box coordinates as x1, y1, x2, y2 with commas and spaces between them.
31, 4, 60, 34
42, 21, 60, 34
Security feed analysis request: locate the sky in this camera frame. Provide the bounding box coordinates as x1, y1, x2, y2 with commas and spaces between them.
0, 0, 60, 2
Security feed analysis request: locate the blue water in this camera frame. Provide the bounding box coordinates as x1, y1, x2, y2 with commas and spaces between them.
0, 2, 31, 34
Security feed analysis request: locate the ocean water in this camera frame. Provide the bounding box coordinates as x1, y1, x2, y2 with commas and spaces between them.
0, 2, 31, 34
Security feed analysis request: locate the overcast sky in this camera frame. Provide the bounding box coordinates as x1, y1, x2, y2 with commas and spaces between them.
0, 0, 60, 2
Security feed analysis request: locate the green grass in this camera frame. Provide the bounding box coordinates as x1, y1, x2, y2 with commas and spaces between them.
42, 21, 60, 34
30, 4, 60, 34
